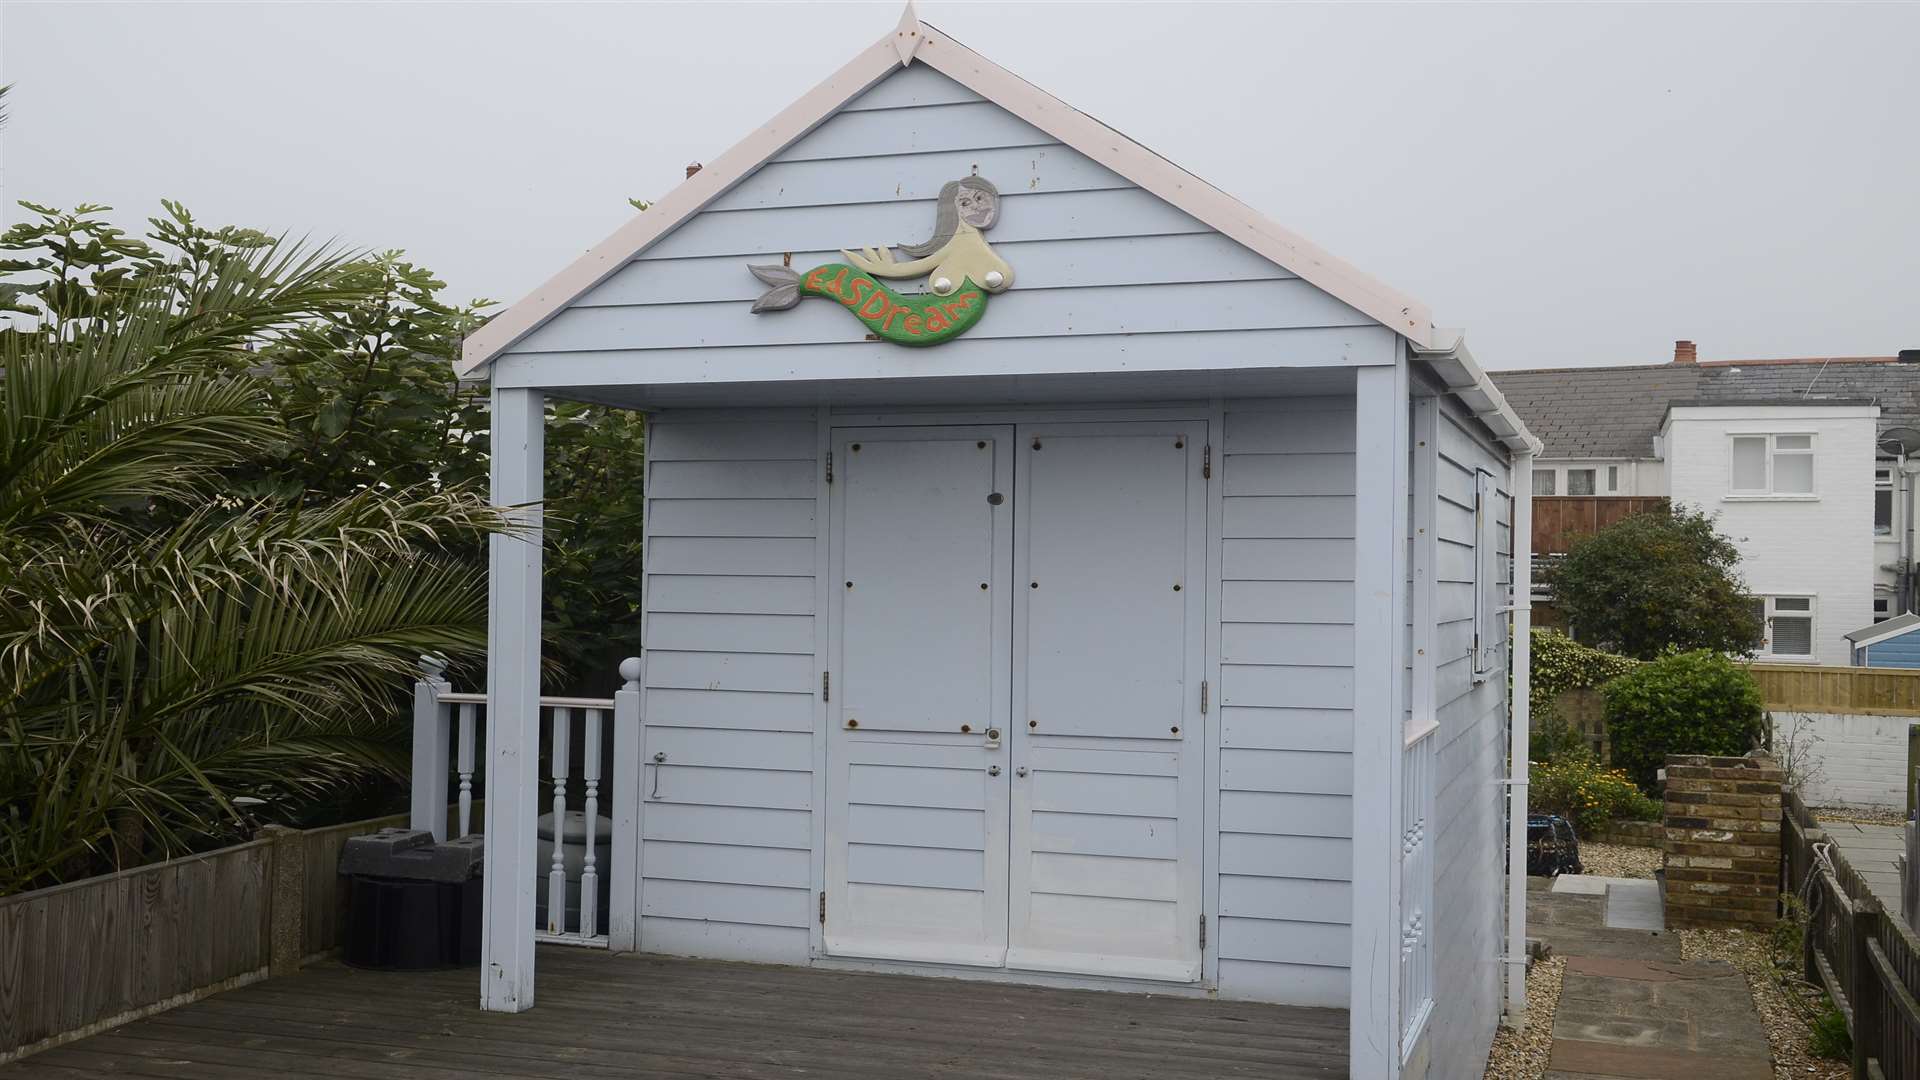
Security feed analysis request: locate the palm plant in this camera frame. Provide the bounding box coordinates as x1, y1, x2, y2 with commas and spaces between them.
0, 241, 511, 894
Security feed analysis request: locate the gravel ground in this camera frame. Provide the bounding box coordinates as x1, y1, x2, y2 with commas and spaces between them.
1580, 841, 1662, 879
1814, 805, 1908, 827
1481, 955, 1566, 1079
1680, 927, 1847, 1080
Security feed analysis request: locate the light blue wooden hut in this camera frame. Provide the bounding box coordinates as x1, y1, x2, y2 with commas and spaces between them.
1849, 612, 1920, 667
440, 8, 1541, 1077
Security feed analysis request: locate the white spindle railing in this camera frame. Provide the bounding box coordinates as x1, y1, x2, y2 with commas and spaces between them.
411, 657, 639, 950
1399, 728, 1437, 1056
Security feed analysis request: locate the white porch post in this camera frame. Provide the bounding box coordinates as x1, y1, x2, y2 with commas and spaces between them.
1352, 361, 1410, 1077
481, 386, 544, 1013
410, 655, 451, 841
1505, 451, 1536, 1025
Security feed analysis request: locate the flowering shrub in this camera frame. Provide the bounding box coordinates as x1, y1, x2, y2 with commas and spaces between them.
1529, 753, 1662, 836
1530, 629, 1641, 725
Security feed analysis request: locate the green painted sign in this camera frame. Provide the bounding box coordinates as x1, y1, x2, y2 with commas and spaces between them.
746, 176, 1012, 347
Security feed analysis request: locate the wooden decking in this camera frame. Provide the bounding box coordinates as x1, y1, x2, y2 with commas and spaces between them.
2, 946, 1349, 1078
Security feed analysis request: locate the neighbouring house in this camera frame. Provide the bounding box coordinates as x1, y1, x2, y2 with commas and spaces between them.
450, 9, 1539, 1079
1495, 343, 1920, 667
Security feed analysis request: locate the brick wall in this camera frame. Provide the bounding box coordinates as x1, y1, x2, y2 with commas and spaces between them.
1662, 753, 1785, 929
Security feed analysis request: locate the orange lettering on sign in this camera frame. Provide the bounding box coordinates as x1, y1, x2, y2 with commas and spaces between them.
804, 268, 828, 291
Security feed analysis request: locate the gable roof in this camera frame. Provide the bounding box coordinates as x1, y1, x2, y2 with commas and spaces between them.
1846, 611, 1920, 648
1491, 355, 1916, 459
456, 6, 1438, 379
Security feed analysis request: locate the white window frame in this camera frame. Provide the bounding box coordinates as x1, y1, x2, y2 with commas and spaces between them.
1532, 469, 1556, 497
1752, 594, 1817, 661
1874, 595, 1894, 622
1606, 464, 1621, 494
1565, 467, 1597, 496
1727, 432, 1817, 498
1472, 469, 1503, 681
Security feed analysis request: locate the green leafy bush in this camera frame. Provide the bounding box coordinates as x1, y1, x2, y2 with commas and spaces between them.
1529, 753, 1662, 836
1602, 649, 1766, 791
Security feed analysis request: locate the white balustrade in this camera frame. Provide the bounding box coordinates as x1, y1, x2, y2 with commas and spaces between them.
1399, 729, 1437, 1054
410, 658, 641, 950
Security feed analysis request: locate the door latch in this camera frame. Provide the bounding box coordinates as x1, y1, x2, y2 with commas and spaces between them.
984, 726, 1002, 749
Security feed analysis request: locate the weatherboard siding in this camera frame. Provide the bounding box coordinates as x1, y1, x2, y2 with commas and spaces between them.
503, 65, 1368, 364
1425, 395, 1512, 1074
638, 412, 821, 965
1215, 397, 1358, 1008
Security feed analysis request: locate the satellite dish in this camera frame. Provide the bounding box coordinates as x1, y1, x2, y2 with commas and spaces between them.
1882, 427, 1920, 457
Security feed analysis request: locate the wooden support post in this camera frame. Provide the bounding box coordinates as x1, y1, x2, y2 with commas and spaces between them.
1351, 359, 1410, 1078
481, 386, 544, 1013
260, 825, 305, 978
411, 655, 451, 841
1851, 899, 1883, 1080
609, 657, 643, 953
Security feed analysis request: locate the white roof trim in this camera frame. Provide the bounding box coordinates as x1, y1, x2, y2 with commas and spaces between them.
1412, 329, 1543, 455
1845, 611, 1920, 648
457, 8, 1440, 377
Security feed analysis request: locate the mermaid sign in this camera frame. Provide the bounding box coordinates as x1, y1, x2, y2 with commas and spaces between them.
748, 176, 1013, 346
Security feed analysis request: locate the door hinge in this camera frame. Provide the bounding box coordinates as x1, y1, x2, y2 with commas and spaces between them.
1200, 914, 1207, 952
1203, 444, 1212, 479
825, 451, 834, 484
819, 890, 826, 925
822, 671, 830, 702
1200, 679, 1209, 715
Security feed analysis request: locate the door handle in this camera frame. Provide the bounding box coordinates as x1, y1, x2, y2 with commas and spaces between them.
984, 727, 1002, 749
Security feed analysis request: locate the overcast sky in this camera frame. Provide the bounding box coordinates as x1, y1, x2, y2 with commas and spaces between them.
3, 1, 1914, 369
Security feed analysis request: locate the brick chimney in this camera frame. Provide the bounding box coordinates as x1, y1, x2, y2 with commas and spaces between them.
685, 162, 703, 179
1673, 340, 1697, 364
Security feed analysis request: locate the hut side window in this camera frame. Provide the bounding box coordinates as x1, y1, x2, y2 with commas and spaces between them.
1532, 470, 1556, 496
1473, 468, 1502, 680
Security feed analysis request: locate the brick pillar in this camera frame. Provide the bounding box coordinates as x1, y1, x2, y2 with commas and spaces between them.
1661, 753, 1784, 929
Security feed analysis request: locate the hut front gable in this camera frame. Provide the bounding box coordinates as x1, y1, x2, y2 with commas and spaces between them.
502, 65, 1382, 369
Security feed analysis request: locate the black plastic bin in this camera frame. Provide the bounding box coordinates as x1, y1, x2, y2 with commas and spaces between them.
339, 828, 484, 969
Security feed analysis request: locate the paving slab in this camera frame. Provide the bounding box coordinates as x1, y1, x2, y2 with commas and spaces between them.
1529, 877, 1772, 1078
1603, 880, 1664, 932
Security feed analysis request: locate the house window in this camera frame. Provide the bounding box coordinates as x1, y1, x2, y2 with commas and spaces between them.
1875, 596, 1894, 622
1876, 463, 1895, 536
1751, 595, 1816, 659
1730, 434, 1815, 495
1473, 469, 1503, 680
1607, 465, 1620, 493
1532, 470, 1556, 496
1567, 468, 1596, 496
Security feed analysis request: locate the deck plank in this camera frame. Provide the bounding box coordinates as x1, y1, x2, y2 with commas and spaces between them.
3, 947, 1348, 1079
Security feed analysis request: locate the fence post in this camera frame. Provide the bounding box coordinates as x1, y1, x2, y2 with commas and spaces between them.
608, 657, 643, 953
1850, 898, 1883, 1080
260, 824, 305, 977
410, 655, 451, 841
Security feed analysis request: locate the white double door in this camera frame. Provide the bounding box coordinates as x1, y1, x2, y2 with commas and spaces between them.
824, 421, 1207, 983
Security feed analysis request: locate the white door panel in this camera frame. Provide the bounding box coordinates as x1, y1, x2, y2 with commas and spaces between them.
824, 426, 1012, 967
1008, 422, 1207, 983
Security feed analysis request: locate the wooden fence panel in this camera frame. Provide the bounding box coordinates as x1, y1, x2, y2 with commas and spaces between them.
0, 841, 271, 1060
1756, 666, 1920, 717
1785, 786, 1920, 1078
0, 805, 466, 1062
1531, 496, 1666, 555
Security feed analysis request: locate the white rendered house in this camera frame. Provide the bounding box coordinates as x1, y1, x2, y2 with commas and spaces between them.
444, 10, 1540, 1078
1496, 343, 1920, 664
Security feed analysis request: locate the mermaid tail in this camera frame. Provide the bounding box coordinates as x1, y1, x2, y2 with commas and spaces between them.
745, 261, 989, 346
747, 264, 802, 313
